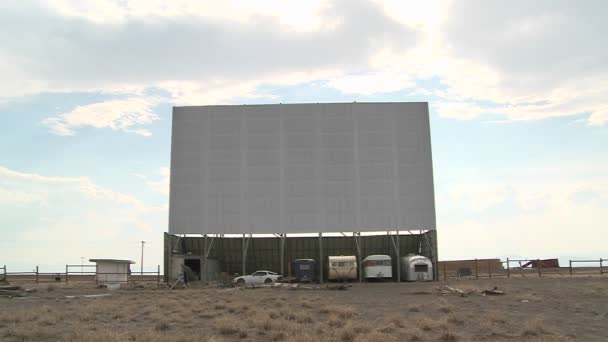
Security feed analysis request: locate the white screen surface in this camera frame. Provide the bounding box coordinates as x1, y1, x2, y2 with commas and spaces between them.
169, 103, 435, 234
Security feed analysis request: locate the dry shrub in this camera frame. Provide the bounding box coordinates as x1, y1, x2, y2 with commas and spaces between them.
319, 307, 331, 314
329, 317, 345, 328
436, 299, 453, 314
354, 331, 399, 342
340, 328, 356, 342
377, 325, 395, 334
353, 322, 372, 335
523, 319, 547, 336
296, 313, 314, 324
256, 317, 276, 332
389, 315, 405, 328
154, 322, 171, 331
447, 314, 464, 326
486, 311, 505, 325
408, 305, 421, 312
214, 317, 242, 335
440, 328, 459, 341
332, 306, 357, 319
300, 301, 313, 309
414, 317, 435, 331
408, 327, 424, 341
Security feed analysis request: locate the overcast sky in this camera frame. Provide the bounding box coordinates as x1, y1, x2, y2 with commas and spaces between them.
1, 0, 607, 271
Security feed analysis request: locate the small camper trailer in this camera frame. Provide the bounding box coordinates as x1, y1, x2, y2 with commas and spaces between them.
292, 259, 318, 282
400, 255, 433, 281
362, 255, 392, 280
328, 256, 357, 281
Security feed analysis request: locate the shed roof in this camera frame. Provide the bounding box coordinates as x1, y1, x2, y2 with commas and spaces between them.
89, 259, 135, 264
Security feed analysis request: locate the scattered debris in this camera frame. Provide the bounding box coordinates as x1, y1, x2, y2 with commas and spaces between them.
0, 290, 28, 298
64, 294, 112, 299
0, 285, 21, 291
435, 285, 468, 297
0, 285, 31, 298
521, 299, 529, 303
482, 286, 505, 296
327, 284, 351, 291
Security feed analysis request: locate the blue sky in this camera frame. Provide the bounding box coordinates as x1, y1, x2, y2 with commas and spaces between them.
1, 0, 607, 271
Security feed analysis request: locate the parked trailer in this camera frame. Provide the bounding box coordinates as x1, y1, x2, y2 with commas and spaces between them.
362, 255, 392, 280
292, 259, 318, 282
401, 255, 433, 281
328, 256, 357, 281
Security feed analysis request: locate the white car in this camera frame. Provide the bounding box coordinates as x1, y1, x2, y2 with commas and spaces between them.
233, 270, 282, 285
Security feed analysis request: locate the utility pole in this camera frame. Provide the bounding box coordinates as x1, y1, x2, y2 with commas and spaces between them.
140, 241, 146, 275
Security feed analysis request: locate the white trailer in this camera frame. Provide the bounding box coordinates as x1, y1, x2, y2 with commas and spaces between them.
328, 256, 357, 281
362, 255, 392, 280
400, 255, 433, 281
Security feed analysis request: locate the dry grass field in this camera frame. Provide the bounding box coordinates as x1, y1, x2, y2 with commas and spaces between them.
1, 277, 607, 341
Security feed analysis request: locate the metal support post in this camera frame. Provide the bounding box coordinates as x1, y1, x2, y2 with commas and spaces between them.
353, 232, 362, 283
242, 234, 250, 276
475, 259, 479, 279
157, 265, 161, 287
36, 266, 39, 283
569, 260, 573, 275
389, 230, 401, 282
396, 231, 400, 282
319, 232, 323, 284
488, 260, 492, 279
280, 234, 286, 276
65, 265, 69, 283
600, 258, 603, 274
203, 235, 207, 282
203, 235, 216, 282
421, 230, 438, 281
537, 259, 542, 277
506, 258, 510, 278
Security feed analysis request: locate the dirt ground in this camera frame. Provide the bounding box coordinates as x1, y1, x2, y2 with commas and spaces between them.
1, 277, 607, 342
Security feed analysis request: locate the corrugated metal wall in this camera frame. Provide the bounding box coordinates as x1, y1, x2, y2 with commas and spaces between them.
164, 231, 437, 282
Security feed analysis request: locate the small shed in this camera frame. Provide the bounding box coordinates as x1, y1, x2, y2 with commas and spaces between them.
89, 259, 135, 284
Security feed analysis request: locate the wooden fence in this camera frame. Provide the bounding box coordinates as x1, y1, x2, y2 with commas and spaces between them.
1, 264, 162, 287
441, 258, 607, 280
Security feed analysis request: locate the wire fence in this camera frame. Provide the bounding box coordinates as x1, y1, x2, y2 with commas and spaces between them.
1, 264, 162, 287
441, 258, 607, 280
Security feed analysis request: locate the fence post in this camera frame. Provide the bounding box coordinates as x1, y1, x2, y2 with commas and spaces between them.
569, 260, 573, 276
506, 258, 510, 278
36, 266, 39, 283
537, 259, 542, 277
157, 265, 161, 288
488, 260, 492, 279
600, 258, 603, 275
443, 262, 446, 280
475, 259, 479, 279
65, 265, 69, 283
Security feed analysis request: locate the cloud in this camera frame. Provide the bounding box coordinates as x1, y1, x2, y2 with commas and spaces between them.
0, 0, 418, 100
139, 167, 170, 196
42, 97, 160, 136
437, 160, 608, 259
436, 0, 608, 123
2, 0, 608, 127
0, 165, 167, 270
